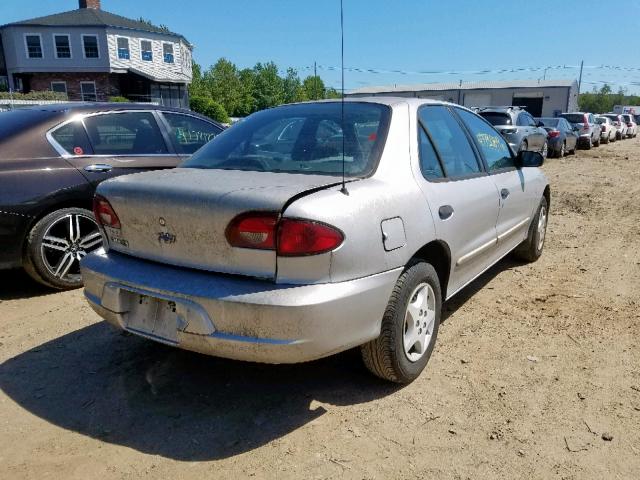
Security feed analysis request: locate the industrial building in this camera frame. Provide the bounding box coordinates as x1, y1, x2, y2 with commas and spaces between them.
347, 79, 579, 117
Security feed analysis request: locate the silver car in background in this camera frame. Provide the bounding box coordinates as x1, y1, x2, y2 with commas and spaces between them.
559, 112, 602, 149
476, 106, 548, 157
595, 116, 617, 143
81, 98, 549, 383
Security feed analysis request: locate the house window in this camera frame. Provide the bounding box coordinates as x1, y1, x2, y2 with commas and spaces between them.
83, 35, 99, 58
163, 43, 174, 63
54, 34, 71, 58
51, 81, 67, 95
80, 81, 97, 102
117, 37, 130, 59
140, 40, 153, 61
25, 34, 42, 58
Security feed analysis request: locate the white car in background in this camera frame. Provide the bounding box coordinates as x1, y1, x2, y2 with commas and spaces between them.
602, 113, 628, 140
595, 116, 616, 143
621, 114, 637, 138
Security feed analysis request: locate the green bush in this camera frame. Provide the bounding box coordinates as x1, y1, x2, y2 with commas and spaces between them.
189, 96, 229, 123
108, 96, 130, 103
0, 90, 68, 101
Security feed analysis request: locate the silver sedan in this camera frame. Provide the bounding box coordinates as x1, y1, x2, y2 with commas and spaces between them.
82, 98, 550, 383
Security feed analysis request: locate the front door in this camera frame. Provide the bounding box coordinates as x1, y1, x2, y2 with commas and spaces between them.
413, 105, 501, 297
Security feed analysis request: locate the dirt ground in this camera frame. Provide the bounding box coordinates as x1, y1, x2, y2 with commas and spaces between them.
1, 135, 639, 480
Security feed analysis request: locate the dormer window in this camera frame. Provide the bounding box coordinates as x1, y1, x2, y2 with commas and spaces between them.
25, 34, 42, 58
163, 43, 174, 63
117, 37, 130, 59
83, 35, 99, 58
140, 40, 153, 61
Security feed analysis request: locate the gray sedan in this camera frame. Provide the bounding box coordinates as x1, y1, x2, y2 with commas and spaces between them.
82, 98, 550, 383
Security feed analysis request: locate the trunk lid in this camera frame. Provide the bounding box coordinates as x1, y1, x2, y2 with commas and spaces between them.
98, 167, 341, 279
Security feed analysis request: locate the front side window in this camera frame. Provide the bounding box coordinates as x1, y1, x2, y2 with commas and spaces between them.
80, 82, 97, 102
54, 35, 71, 58
183, 102, 391, 177
418, 105, 482, 178
456, 108, 515, 172
163, 43, 174, 63
162, 113, 222, 154
117, 37, 130, 59
25, 34, 42, 58
83, 35, 99, 58
141, 40, 153, 61
84, 112, 169, 155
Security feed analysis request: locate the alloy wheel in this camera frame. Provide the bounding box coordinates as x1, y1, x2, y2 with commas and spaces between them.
537, 205, 547, 251
40, 213, 103, 282
402, 283, 436, 362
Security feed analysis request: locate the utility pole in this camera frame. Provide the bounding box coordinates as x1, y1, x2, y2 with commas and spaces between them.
314, 61, 318, 100
577, 60, 584, 95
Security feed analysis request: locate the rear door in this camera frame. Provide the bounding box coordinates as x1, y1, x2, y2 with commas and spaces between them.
455, 108, 536, 257
413, 105, 500, 297
51, 111, 179, 187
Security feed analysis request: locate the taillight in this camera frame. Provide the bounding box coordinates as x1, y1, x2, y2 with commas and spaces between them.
226, 213, 344, 256
225, 212, 278, 250
627, 122, 633, 127
548, 130, 560, 138
93, 194, 121, 229
277, 219, 344, 256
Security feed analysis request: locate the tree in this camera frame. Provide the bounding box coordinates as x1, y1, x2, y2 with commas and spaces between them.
204, 58, 243, 116
252, 62, 284, 110
189, 96, 229, 123
189, 62, 210, 99
302, 75, 325, 100
282, 68, 306, 104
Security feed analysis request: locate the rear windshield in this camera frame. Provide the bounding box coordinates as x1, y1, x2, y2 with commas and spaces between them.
622, 114, 633, 121
561, 114, 585, 124
478, 112, 511, 126
595, 117, 607, 124
603, 115, 618, 120
538, 118, 559, 127
0, 109, 57, 140
182, 102, 391, 177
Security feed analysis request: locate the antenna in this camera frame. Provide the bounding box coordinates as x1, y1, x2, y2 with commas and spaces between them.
339, 0, 348, 195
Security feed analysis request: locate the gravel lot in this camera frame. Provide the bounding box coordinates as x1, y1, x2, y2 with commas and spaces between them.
1, 136, 639, 479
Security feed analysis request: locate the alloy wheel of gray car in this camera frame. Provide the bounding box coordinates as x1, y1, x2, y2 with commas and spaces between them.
361, 261, 441, 383
541, 141, 548, 159
558, 141, 566, 158
24, 208, 104, 290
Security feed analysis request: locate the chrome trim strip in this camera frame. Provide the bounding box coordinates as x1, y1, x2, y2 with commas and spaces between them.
497, 216, 530, 242
456, 237, 497, 266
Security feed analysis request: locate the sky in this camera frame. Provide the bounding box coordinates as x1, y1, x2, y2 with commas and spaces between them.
2, 0, 640, 94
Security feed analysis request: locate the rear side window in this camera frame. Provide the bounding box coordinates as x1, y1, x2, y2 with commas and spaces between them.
162, 113, 222, 155
418, 105, 482, 178
50, 121, 93, 155
418, 127, 444, 180
183, 102, 390, 177
83, 112, 168, 155
455, 108, 514, 172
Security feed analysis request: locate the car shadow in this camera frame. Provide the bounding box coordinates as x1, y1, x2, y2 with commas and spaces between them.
0, 269, 54, 300
0, 322, 400, 461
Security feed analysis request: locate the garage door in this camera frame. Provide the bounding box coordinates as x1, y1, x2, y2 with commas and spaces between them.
463, 93, 491, 108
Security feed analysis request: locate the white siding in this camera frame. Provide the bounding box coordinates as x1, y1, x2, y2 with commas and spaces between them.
106, 28, 192, 83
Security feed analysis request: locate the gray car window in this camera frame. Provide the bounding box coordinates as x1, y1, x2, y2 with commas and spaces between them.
162, 113, 222, 155
418, 106, 482, 178
456, 108, 514, 172
516, 113, 528, 126
83, 112, 169, 155
418, 127, 444, 180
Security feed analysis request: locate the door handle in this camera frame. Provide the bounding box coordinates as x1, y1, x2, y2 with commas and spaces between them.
84, 164, 113, 173
438, 205, 454, 220
501, 188, 510, 200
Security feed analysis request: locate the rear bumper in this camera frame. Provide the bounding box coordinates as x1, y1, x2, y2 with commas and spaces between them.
81, 249, 400, 363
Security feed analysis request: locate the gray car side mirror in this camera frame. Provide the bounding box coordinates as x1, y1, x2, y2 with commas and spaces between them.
516, 150, 544, 168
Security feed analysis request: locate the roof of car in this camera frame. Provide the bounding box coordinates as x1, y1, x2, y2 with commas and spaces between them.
15, 102, 196, 114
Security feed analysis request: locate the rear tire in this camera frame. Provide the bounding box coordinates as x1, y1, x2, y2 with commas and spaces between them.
602, 135, 609, 144
513, 197, 548, 263
361, 261, 441, 384
593, 136, 600, 147
23, 207, 103, 290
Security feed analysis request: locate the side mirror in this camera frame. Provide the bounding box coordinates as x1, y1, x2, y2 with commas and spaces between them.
536, 121, 544, 127
573, 126, 580, 132
516, 150, 544, 168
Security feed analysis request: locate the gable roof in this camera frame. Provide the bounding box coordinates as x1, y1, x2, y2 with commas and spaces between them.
1, 8, 189, 44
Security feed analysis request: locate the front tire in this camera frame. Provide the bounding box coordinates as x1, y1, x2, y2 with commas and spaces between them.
514, 197, 548, 263
361, 262, 441, 383
23, 208, 104, 290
